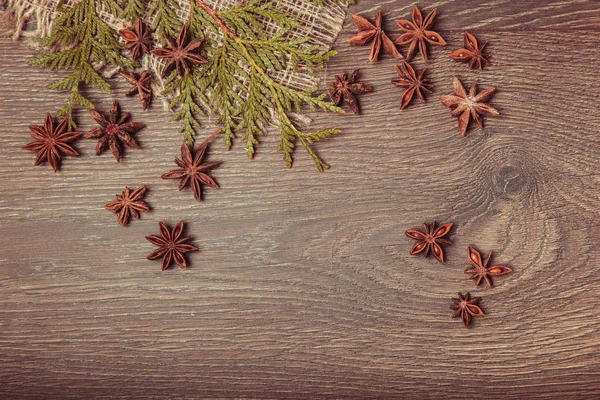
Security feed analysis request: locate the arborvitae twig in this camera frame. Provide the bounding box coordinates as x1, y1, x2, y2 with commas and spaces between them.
122, 0, 146, 24
175, 0, 344, 171
30, 0, 134, 129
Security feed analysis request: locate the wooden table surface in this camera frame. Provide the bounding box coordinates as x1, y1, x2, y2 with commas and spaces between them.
1, 1, 600, 398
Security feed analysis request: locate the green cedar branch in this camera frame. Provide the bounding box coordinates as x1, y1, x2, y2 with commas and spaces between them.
30, 0, 134, 130
163, 69, 210, 146
193, 0, 344, 172
122, 0, 146, 24
149, 0, 182, 38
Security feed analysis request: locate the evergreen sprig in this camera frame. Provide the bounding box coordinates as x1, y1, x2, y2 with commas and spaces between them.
148, 0, 182, 38
163, 69, 210, 144
122, 0, 146, 23
162, 0, 344, 171
30, 0, 134, 130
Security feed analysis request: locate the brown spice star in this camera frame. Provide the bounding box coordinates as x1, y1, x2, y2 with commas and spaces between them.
440, 77, 499, 136
146, 221, 199, 270
85, 101, 145, 162
405, 221, 453, 263
395, 6, 446, 62
348, 10, 403, 62
450, 32, 489, 71
120, 70, 153, 110
161, 129, 222, 201
450, 292, 484, 328
119, 18, 153, 61
151, 24, 207, 78
328, 69, 373, 114
465, 246, 512, 288
105, 185, 150, 226
23, 113, 82, 172
391, 61, 432, 110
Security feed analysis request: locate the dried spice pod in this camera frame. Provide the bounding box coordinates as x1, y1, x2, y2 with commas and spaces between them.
348, 10, 403, 62
120, 70, 153, 110
391, 61, 432, 110
23, 113, 82, 172
105, 185, 150, 226
450, 292, 484, 328
440, 77, 499, 136
465, 246, 512, 287
162, 129, 222, 201
395, 6, 446, 62
405, 221, 453, 263
146, 221, 199, 270
328, 69, 373, 114
119, 17, 153, 61
450, 32, 489, 71
85, 101, 145, 161
151, 24, 207, 78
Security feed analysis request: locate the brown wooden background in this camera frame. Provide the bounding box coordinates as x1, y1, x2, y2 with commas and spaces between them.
1, 0, 600, 398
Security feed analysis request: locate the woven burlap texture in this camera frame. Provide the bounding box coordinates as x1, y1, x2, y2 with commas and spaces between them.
4, 0, 347, 111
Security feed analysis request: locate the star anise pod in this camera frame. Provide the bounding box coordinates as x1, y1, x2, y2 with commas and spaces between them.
85, 101, 145, 162
161, 129, 222, 201
440, 77, 499, 136
395, 6, 446, 62
450, 292, 484, 328
465, 246, 512, 288
105, 185, 150, 226
120, 70, 153, 110
391, 61, 432, 110
119, 18, 153, 61
151, 24, 207, 78
348, 10, 402, 62
328, 70, 373, 114
450, 32, 489, 71
405, 221, 453, 263
146, 221, 199, 270
23, 113, 82, 172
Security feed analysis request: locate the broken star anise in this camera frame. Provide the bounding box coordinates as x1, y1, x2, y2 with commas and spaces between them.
146, 221, 199, 270
151, 24, 207, 78
328, 69, 373, 114
450, 292, 484, 328
119, 17, 153, 61
395, 6, 446, 62
450, 32, 489, 71
391, 61, 432, 110
23, 113, 82, 172
440, 77, 499, 136
161, 129, 222, 201
120, 70, 153, 110
85, 101, 145, 162
405, 221, 453, 263
465, 246, 512, 288
348, 10, 402, 62
105, 185, 150, 226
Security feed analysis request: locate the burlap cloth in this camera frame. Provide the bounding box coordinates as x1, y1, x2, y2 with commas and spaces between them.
2, 0, 348, 110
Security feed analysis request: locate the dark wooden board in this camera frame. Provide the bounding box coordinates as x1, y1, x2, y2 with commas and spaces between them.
1, 0, 599, 398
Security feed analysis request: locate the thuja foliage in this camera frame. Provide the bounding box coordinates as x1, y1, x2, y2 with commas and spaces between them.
122, 0, 147, 23
149, 0, 182, 38
29, 0, 134, 130
163, 0, 345, 171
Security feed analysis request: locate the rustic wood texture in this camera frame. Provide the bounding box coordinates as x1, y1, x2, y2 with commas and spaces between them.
1, 1, 600, 398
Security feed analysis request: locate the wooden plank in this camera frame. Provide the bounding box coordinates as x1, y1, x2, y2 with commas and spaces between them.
1, 0, 599, 398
